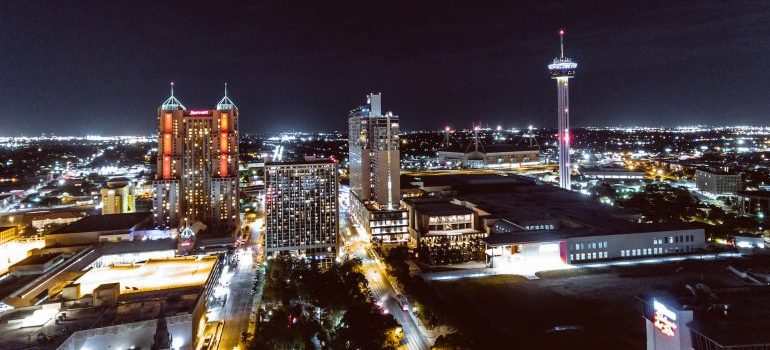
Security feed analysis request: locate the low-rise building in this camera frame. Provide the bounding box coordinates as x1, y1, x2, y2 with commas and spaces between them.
437, 144, 540, 169
737, 190, 770, 218
404, 197, 485, 246
8, 253, 65, 276
643, 287, 770, 350
695, 168, 741, 197
581, 166, 645, 180
0, 226, 19, 245
0, 255, 223, 350
402, 173, 706, 270
100, 177, 135, 215
46, 212, 153, 246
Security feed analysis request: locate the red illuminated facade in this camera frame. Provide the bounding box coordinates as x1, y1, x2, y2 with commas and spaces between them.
152, 85, 240, 233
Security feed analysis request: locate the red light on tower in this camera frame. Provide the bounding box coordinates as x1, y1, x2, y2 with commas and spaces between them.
164, 113, 173, 131
220, 113, 229, 132
220, 133, 228, 152
220, 154, 228, 177
162, 156, 171, 179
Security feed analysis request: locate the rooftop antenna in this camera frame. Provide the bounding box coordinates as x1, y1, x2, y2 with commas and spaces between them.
441, 126, 453, 150
162, 81, 186, 110
516, 125, 541, 150
466, 123, 485, 153
217, 82, 237, 111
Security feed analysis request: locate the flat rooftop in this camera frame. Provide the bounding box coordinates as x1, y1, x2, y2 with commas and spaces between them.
74, 256, 217, 296
12, 253, 61, 267
409, 174, 698, 242
265, 159, 337, 166
404, 197, 475, 216
0, 287, 202, 349
440, 144, 539, 154
50, 212, 151, 235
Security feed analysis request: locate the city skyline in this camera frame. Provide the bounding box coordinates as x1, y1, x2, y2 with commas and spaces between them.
2, 1, 770, 135
2, 3, 770, 350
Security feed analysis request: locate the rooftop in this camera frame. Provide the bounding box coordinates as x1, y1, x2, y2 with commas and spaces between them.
407, 174, 699, 243
12, 253, 61, 267
50, 212, 151, 235
440, 143, 538, 154
404, 198, 475, 216
266, 159, 337, 166
647, 285, 770, 346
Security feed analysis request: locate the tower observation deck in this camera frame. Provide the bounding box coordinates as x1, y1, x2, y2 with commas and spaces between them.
547, 29, 578, 190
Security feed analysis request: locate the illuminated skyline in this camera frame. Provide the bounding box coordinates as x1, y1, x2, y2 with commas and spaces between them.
1, 1, 770, 135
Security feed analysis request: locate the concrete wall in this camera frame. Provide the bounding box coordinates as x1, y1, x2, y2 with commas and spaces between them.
566, 228, 705, 264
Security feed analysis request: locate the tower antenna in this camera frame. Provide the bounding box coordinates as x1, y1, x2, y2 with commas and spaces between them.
559, 29, 565, 58
224, 82, 228, 97
170, 82, 175, 97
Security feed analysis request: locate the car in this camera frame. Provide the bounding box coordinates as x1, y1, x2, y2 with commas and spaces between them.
395, 294, 409, 311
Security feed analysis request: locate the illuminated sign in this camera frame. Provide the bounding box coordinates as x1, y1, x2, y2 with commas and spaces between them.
189, 110, 210, 116
653, 300, 677, 337
180, 227, 195, 238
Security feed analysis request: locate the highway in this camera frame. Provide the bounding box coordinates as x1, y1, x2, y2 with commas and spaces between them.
342, 217, 430, 350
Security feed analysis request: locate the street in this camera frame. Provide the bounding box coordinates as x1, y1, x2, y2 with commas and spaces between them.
342, 216, 431, 350
202, 209, 265, 350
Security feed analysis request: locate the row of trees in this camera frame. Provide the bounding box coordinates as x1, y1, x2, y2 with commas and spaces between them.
593, 181, 764, 237
251, 255, 403, 350
381, 245, 473, 349
415, 238, 485, 265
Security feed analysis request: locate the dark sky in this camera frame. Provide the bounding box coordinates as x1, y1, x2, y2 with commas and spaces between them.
1, 1, 769, 135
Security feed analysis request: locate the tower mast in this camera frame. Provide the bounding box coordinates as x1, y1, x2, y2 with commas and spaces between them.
547, 29, 578, 190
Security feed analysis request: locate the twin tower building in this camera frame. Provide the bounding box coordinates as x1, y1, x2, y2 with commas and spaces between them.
150, 85, 405, 256
152, 84, 240, 234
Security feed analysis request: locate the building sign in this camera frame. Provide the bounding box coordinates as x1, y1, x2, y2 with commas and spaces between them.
190, 110, 210, 116
653, 300, 677, 337
180, 227, 195, 239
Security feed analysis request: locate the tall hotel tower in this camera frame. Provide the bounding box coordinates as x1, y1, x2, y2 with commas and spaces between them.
547, 30, 578, 190
348, 93, 408, 243
153, 84, 240, 234
264, 160, 339, 263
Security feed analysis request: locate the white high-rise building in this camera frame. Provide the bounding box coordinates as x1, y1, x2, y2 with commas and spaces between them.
348, 93, 408, 243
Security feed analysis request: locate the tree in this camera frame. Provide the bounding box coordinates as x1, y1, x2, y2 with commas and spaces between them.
384, 245, 410, 280
432, 332, 473, 350
333, 303, 402, 350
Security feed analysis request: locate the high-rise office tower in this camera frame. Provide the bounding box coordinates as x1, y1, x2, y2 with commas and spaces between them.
264, 160, 339, 263
152, 83, 240, 234
547, 30, 578, 190
348, 93, 408, 243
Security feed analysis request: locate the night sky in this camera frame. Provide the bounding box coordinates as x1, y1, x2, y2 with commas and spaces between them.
1, 1, 769, 136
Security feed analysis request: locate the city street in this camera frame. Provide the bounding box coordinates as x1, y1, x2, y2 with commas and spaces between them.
342, 217, 431, 350
205, 209, 264, 350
